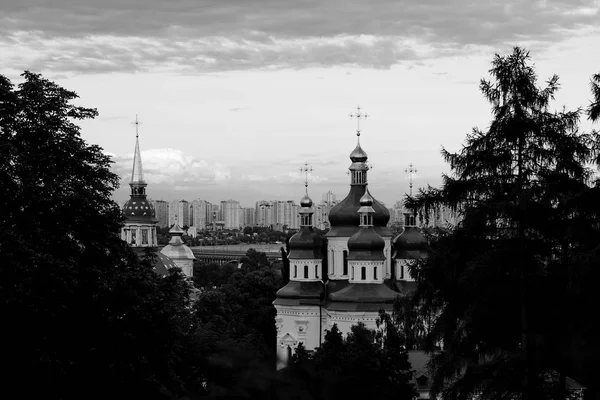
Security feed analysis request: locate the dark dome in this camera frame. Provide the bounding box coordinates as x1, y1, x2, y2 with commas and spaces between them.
347, 227, 385, 260
350, 142, 368, 162
359, 191, 373, 207
327, 185, 391, 236
288, 228, 323, 259
393, 226, 428, 258
123, 197, 156, 222
300, 193, 313, 208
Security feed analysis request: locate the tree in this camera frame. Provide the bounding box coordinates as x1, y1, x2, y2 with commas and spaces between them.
407, 48, 599, 400
588, 73, 600, 122
0, 72, 193, 399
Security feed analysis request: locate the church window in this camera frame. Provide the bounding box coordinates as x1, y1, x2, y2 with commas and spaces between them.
343, 251, 348, 275
361, 267, 366, 280
315, 265, 318, 279
287, 346, 292, 361
131, 229, 137, 245
141, 229, 148, 245
294, 265, 297, 278
400, 263, 404, 279
374, 267, 377, 280
304, 265, 309, 279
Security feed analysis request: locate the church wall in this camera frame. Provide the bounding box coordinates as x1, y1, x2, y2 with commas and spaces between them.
289, 259, 322, 281
383, 237, 392, 279
324, 309, 391, 337
327, 236, 350, 279
394, 259, 415, 281
274, 304, 322, 370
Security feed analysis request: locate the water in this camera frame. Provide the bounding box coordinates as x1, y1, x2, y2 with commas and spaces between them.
190, 243, 284, 255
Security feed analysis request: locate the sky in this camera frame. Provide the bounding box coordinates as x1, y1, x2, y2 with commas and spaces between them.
2, 0, 599, 207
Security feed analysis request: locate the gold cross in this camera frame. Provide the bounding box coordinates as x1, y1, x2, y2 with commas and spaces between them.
349, 105, 368, 136
300, 161, 313, 193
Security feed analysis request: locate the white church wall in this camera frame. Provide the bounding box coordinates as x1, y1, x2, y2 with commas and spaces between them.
274, 304, 322, 370
327, 236, 350, 279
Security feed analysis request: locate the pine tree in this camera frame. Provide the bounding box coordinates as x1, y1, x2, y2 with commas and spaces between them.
407, 48, 599, 400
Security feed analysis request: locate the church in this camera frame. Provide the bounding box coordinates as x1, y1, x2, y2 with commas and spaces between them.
120, 116, 196, 277
273, 110, 428, 369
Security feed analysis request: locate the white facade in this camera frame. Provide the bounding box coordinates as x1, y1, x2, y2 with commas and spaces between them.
348, 259, 385, 283
274, 305, 323, 370
289, 259, 322, 281
327, 236, 350, 279
324, 309, 383, 335
394, 259, 416, 281
121, 223, 158, 247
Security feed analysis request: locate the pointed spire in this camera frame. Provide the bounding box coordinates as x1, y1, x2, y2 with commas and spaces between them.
130, 114, 145, 184
299, 162, 314, 226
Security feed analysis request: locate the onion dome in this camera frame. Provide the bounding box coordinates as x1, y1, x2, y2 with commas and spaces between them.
328, 187, 391, 237
393, 212, 428, 259
300, 193, 313, 208
289, 189, 322, 259
160, 223, 196, 261
359, 191, 373, 207
350, 141, 368, 162
347, 188, 385, 260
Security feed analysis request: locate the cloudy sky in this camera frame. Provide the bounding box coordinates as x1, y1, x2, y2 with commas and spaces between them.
2, 0, 599, 207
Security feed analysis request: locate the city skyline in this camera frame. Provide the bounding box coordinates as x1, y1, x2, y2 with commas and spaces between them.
3, 1, 599, 206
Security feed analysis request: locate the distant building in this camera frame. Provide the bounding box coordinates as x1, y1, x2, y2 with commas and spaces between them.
191, 199, 208, 229
169, 199, 191, 228
256, 200, 275, 227
221, 199, 241, 229
152, 199, 169, 228
241, 207, 256, 227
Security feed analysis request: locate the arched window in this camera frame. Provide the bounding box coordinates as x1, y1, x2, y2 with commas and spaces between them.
374, 267, 377, 280
287, 346, 292, 361
343, 251, 348, 275
361, 266, 366, 280
315, 265, 319, 279
294, 265, 297, 278
141, 229, 148, 245
131, 229, 137, 245
304, 265, 309, 279
400, 263, 404, 279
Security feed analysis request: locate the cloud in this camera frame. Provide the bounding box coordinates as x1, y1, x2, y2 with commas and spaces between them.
2, 0, 598, 74
112, 148, 231, 188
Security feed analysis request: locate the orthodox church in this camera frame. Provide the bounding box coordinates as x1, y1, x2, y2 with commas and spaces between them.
121, 117, 195, 277
273, 112, 428, 368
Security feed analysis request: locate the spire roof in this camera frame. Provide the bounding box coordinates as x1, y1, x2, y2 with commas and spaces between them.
130, 114, 145, 184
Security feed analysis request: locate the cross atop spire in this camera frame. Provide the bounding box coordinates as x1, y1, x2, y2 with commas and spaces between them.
405, 163, 418, 196
132, 114, 142, 138
300, 161, 313, 194
130, 114, 146, 186
349, 105, 368, 137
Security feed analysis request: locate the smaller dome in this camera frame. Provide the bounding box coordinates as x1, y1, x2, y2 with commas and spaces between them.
359, 191, 373, 207
300, 193, 313, 208
350, 142, 368, 162
123, 198, 156, 222
348, 228, 385, 253
393, 226, 428, 259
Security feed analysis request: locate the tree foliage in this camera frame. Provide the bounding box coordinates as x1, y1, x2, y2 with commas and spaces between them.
406, 48, 600, 400
0, 72, 194, 399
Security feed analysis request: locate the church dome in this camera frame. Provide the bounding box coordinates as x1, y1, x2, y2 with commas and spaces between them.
359, 191, 373, 207
288, 225, 323, 259
300, 193, 313, 208
393, 226, 428, 259
327, 186, 391, 234
123, 198, 156, 223
350, 142, 368, 162
347, 228, 386, 260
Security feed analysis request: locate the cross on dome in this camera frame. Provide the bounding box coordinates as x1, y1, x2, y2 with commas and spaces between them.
300, 161, 313, 194
349, 105, 368, 137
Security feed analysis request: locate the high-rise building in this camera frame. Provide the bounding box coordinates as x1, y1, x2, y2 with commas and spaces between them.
191, 199, 207, 229
220, 199, 241, 229
256, 200, 275, 227
241, 207, 256, 227
274, 200, 297, 229
152, 200, 169, 228
169, 200, 191, 228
